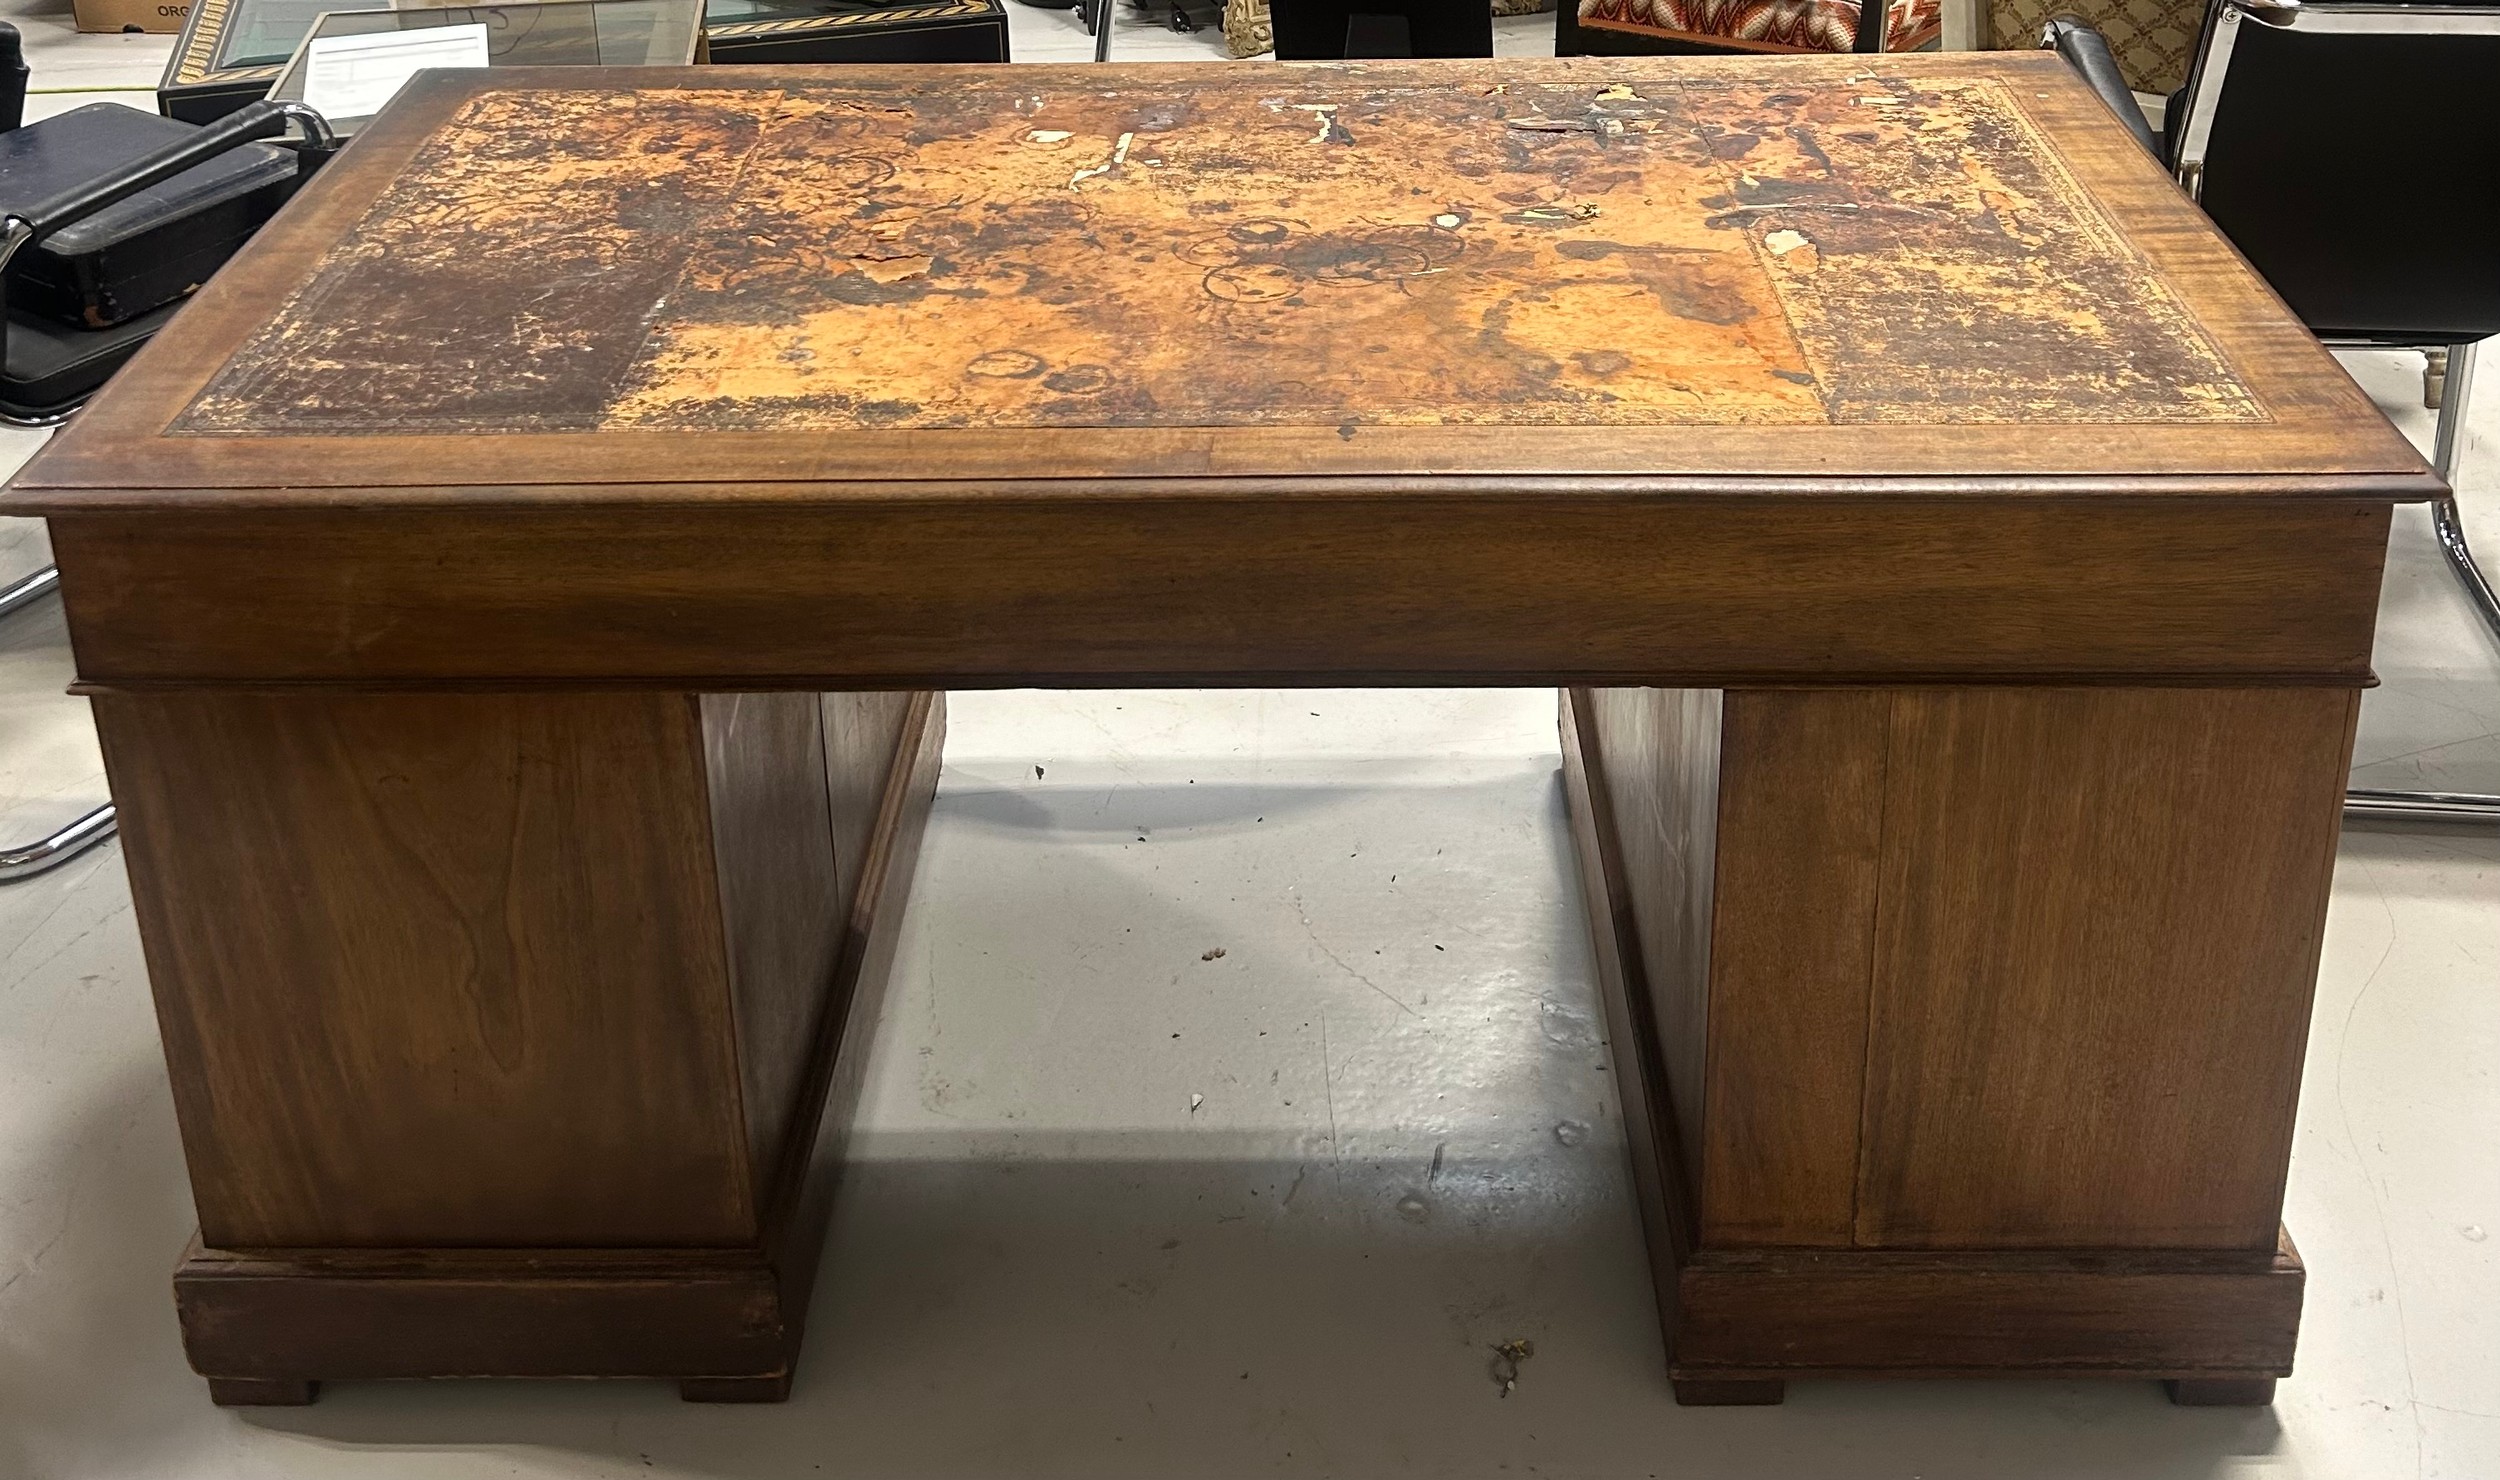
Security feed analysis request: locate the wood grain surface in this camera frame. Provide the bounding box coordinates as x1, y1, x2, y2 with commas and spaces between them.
171, 693, 948, 1398
1582, 688, 1721, 1184
94, 691, 757, 1248
1573, 684, 2355, 1259
1558, 689, 1694, 1350
1561, 690, 2312, 1396
1694, 690, 1887, 1249
1672, 1235, 2306, 1380
97, 686, 937, 1254
3, 57, 2429, 495
701, 692, 847, 1204
1852, 686, 2357, 1249
44, 496, 2393, 686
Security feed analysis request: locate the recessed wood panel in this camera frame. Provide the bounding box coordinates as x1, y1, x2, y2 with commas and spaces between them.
1853, 687, 2358, 1249
1563, 695, 2313, 1392
700, 692, 845, 1209
1582, 687, 1720, 1183
95, 691, 756, 1248
1696, 690, 1887, 1248
821, 692, 916, 918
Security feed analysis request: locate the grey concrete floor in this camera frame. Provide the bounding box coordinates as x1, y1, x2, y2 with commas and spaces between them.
0, 7, 2496, 1477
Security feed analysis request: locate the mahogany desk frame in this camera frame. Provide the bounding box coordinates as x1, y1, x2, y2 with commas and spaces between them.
2, 57, 2438, 1409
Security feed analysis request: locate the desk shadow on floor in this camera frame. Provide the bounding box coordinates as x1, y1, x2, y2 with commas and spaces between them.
234, 761, 2291, 1480
224, 1136, 2291, 1480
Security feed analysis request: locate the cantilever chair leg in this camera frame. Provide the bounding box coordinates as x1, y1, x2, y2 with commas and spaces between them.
0, 561, 58, 620
0, 564, 118, 879
2345, 338, 2500, 825
2425, 340, 2500, 646
0, 803, 116, 881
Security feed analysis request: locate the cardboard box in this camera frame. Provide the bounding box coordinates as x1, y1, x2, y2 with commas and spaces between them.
74, 0, 190, 34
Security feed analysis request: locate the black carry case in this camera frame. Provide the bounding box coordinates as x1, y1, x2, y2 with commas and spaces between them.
0, 102, 297, 329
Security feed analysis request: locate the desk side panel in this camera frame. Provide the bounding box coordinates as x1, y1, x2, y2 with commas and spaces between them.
1853, 686, 2358, 1248
94, 690, 758, 1247
1582, 688, 1721, 1187
822, 693, 917, 920
697, 689, 916, 1214
1696, 691, 1889, 1249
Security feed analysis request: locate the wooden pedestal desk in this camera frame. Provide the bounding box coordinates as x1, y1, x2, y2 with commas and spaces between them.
4, 56, 2434, 1409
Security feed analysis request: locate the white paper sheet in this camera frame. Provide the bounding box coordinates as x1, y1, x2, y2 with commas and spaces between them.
302, 23, 491, 120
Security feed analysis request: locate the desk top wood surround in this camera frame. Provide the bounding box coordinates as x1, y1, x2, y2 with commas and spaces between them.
14, 53, 2425, 492
4, 56, 2427, 690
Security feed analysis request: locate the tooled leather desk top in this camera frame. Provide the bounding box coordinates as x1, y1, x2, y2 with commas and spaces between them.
8, 56, 2425, 501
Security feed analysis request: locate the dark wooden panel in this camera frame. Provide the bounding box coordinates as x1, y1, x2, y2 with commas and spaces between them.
1559, 688, 1694, 1349
47, 498, 2392, 686
748, 693, 946, 1332
1582, 688, 1720, 1185
1675, 1234, 2305, 1377
1562, 708, 2307, 1392
94, 691, 755, 1248
2168, 1378, 2279, 1406
820, 692, 916, 922
206, 1378, 318, 1406
700, 692, 844, 1203
1697, 690, 1886, 1248
176, 1242, 794, 1382
173, 691, 948, 1398
1854, 687, 2359, 1249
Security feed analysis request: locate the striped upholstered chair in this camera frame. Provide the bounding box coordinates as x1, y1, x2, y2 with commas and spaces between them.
1560, 0, 1942, 54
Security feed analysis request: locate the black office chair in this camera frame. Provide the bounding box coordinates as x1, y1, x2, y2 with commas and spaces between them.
1271, 0, 1492, 56
0, 36, 335, 879
2048, 2, 2500, 825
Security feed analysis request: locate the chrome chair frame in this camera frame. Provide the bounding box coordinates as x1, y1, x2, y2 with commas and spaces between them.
0, 404, 111, 878
2054, 0, 2500, 823
0, 101, 334, 880
2169, 0, 2500, 206
2339, 337, 2500, 821
0, 564, 114, 881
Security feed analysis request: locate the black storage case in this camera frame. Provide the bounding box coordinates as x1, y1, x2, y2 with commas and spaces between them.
0, 103, 295, 328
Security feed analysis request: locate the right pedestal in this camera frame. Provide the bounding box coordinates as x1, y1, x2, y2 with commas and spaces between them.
1560, 685, 2356, 1406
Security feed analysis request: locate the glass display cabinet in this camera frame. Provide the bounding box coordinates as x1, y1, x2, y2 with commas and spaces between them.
259, 0, 705, 136
159, 0, 1005, 123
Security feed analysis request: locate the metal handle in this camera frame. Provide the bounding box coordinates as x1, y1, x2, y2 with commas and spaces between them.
0, 101, 331, 264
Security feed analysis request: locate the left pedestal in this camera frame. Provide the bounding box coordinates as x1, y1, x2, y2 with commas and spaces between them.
89, 687, 945, 1405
